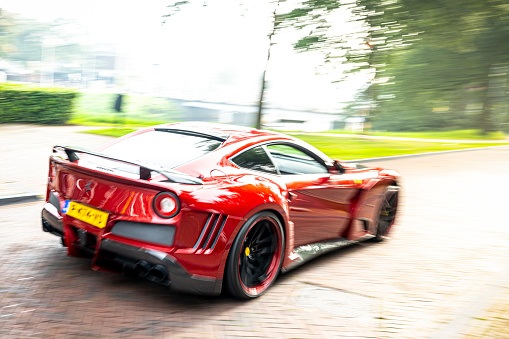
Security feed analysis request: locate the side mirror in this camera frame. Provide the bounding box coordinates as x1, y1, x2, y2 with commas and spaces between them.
331, 160, 346, 174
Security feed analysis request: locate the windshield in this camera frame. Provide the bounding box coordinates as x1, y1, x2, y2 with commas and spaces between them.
100, 130, 223, 169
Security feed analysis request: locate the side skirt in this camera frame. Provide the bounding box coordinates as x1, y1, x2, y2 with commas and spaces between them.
281, 234, 375, 273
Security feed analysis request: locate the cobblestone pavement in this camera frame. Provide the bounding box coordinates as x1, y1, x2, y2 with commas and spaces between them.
1, 125, 509, 338
464, 283, 509, 338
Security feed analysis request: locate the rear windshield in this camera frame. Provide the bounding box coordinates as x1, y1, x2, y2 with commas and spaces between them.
100, 130, 223, 169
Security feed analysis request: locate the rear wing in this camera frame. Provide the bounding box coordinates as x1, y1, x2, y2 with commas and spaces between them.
52, 145, 203, 185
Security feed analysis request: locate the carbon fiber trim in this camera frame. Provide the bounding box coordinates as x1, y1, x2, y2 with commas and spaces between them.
99, 239, 221, 295
193, 213, 228, 250
282, 235, 375, 273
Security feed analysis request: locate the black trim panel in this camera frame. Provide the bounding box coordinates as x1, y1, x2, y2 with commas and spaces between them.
99, 239, 221, 295
111, 221, 176, 247
41, 209, 63, 235
154, 127, 229, 142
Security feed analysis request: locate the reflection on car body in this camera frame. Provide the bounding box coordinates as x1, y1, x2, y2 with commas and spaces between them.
41, 122, 400, 299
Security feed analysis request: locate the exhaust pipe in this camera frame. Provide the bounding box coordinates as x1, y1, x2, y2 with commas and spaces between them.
134, 260, 151, 278
42, 218, 52, 232
148, 265, 168, 282
126, 261, 169, 285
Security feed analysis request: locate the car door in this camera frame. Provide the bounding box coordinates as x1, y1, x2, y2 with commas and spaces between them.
266, 144, 358, 247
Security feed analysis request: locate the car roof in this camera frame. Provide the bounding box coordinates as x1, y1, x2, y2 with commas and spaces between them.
156, 121, 289, 146
125, 121, 335, 176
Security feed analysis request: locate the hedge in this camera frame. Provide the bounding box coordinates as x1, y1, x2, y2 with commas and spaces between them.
0, 84, 78, 125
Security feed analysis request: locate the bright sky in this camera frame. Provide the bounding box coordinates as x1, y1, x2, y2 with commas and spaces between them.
1, 0, 366, 111
1, 0, 171, 58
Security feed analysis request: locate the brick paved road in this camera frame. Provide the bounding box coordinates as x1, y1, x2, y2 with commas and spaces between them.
1, 125, 508, 338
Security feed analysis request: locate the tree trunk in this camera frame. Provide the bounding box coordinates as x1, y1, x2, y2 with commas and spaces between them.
255, 70, 267, 130
255, 0, 280, 130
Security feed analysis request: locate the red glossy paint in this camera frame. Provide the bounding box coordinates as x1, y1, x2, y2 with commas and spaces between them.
42, 122, 400, 298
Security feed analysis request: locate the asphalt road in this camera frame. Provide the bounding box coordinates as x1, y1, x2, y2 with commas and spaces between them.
1, 125, 508, 338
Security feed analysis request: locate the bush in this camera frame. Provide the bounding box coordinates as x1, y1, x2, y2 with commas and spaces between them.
0, 84, 77, 125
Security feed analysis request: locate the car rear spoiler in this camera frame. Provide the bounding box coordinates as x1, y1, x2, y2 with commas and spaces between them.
52, 145, 203, 185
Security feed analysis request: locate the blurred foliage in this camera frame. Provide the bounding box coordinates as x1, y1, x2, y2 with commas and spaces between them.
165, 0, 509, 134
0, 9, 14, 58
378, 129, 507, 141
0, 10, 88, 66
279, 0, 509, 134
70, 91, 180, 126
0, 83, 76, 124
0, 9, 101, 89
321, 129, 507, 140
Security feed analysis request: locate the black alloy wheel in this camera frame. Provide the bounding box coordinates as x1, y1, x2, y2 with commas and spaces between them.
225, 211, 284, 299
375, 186, 399, 241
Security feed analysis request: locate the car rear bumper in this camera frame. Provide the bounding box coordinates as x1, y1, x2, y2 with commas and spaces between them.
42, 203, 64, 237
41, 200, 224, 296
97, 239, 222, 296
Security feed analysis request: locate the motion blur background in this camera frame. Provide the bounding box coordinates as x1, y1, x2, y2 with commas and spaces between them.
2, 4, 509, 336
1, 0, 508, 134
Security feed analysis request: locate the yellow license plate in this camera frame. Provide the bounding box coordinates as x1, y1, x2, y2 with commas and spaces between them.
63, 200, 109, 228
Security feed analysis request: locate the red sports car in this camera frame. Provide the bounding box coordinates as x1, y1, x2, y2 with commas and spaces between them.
41, 122, 399, 299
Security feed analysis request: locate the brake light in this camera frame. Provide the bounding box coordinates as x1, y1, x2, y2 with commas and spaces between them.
49, 161, 56, 184
153, 192, 180, 218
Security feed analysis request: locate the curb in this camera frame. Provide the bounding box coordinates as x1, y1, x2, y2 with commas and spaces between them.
0, 193, 41, 206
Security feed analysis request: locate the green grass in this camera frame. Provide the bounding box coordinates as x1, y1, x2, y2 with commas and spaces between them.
81, 127, 509, 160
81, 127, 138, 138
295, 134, 507, 160
69, 91, 180, 126
322, 129, 507, 140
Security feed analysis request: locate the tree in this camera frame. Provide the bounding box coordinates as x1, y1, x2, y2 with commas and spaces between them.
375, 0, 509, 133
278, 0, 417, 130
164, 0, 509, 133
0, 9, 16, 59
164, 0, 282, 129
280, 0, 509, 133
0, 13, 96, 86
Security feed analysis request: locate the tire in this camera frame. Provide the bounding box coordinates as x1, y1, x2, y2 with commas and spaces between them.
374, 186, 399, 242
224, 211, 285, 299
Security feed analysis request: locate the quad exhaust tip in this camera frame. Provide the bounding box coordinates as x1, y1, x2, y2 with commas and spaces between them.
133, 261, 168, 284
149, 265, 167, 281
134, 260, 151, 278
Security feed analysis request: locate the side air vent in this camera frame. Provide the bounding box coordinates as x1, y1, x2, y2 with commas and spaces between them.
193, 213, 227, 250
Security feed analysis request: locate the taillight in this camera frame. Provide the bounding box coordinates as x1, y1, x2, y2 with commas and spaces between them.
153, 192, 180, 218
49, 161, 56, 184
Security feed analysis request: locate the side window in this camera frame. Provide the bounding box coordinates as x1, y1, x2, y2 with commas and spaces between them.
231, 146, 278, 174
266, 144, 328, 175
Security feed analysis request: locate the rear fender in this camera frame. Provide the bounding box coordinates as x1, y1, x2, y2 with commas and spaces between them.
347, 178, 397, 239
215, 201, 289, 287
